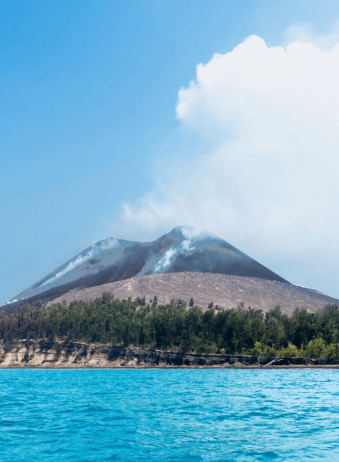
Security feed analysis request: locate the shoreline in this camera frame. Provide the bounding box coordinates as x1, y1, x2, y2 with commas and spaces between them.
1, 339, 339, 370
2, 365, 339, 370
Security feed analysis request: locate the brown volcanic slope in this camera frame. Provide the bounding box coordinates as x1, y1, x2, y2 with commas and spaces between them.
10, 226, 288, 307
45, 272, 338, 316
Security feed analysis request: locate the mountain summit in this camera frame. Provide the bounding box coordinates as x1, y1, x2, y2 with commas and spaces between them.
10, 226, 288, 304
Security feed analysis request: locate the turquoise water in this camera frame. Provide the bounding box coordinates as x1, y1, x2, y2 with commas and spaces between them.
1, 370, 339, 461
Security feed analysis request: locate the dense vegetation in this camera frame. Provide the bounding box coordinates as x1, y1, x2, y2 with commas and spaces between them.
1, 294, 339, 358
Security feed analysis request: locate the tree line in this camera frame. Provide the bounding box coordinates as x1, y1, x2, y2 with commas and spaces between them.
1, 294, 339, 358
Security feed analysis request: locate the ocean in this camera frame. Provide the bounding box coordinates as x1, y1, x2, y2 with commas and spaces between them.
0, 369, 338, 461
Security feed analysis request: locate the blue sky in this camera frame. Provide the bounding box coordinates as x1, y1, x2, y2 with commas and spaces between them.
1, 0, 339, 304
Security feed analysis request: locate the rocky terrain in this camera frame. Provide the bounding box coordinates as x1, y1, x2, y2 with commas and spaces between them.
1, 340, 338, 368
3, 272, 338, 318
41, 272, 338, 316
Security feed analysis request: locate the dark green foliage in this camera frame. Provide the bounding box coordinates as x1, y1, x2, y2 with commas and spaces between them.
0, 299, 339, 357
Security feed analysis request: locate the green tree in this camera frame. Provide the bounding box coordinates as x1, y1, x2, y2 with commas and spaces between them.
305, 338, 327, 358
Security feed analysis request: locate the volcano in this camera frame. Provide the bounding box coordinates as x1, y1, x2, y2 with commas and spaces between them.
8, 226, 288, 308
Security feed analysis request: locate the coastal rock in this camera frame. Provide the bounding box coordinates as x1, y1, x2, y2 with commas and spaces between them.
1, 340, 338, 368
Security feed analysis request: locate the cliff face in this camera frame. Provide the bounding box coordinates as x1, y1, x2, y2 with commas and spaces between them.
0, 340, 338, 368
0, 340, 253, 368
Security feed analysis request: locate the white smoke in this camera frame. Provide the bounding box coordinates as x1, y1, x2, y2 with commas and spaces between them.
154, 247, 178, 272
41, 238, 121, 287
121, 31, 339, 296
154, 229, 198, 272
180, 239, 194, 252
181, 226, 221, 244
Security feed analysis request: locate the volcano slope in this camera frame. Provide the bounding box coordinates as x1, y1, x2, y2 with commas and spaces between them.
42, 272, 338, 316
6, 226, 289, 311
5, 227, 338, 316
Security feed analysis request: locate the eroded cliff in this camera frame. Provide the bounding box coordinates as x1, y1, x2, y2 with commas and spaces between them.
1, 340, 338, 368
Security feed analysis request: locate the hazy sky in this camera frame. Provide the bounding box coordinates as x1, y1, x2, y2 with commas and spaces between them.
1, 0, 339, 304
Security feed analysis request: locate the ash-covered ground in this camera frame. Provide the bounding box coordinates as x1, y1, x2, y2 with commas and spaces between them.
43, 272, 338, 316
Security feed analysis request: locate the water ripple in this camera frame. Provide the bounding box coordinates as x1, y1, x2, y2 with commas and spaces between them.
0, 369, 339, 461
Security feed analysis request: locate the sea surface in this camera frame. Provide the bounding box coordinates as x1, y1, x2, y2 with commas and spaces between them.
0, 369, 339, 461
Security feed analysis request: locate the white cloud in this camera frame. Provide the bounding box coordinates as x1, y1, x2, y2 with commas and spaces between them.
121, 32, 339, 295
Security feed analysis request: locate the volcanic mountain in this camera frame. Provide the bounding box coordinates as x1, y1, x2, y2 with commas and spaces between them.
9, 226, 288, 306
